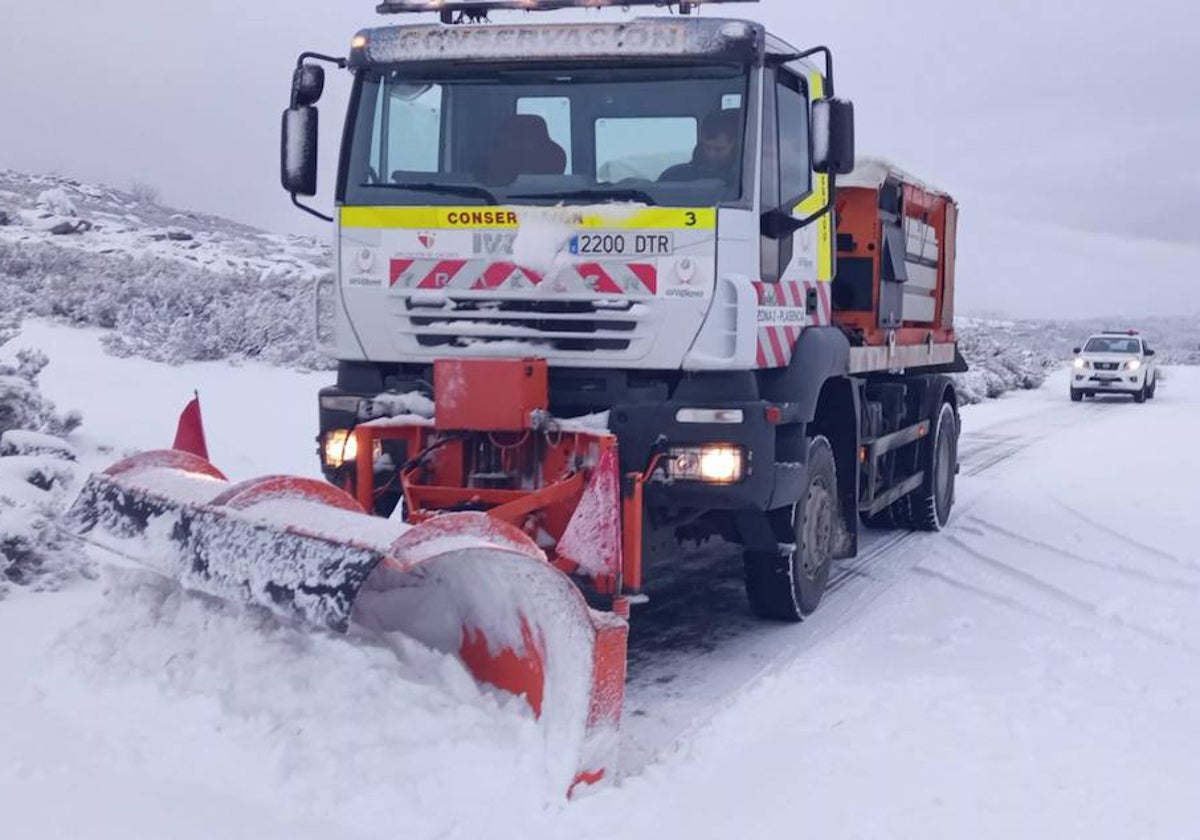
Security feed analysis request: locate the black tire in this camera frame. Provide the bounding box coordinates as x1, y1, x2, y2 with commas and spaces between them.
1147, 377, 1157, 399
1134, 387, 1147, 404
904, 401, 959, 531
744, 436, 837, 621
1070, 388, 1083, 402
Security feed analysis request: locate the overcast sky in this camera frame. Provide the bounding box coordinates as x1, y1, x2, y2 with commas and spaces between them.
2, 0, 1198, 316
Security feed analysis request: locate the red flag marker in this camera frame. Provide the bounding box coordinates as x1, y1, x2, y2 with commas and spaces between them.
172, 391, 209, 461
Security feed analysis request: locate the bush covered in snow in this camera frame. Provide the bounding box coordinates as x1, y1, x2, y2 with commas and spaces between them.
0, 347, 82, 438
953, 320, 1057, 405
0, 326, 88, 596
0, 170, 333, 370
0, 240, 330, 368
0, 444, 90, 597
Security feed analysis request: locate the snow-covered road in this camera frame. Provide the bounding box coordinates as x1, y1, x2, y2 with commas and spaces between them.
2, 321, 1198, 839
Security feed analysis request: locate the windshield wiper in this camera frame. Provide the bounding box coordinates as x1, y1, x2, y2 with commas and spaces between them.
362, 183, 499, 205
509, 188, 658, 206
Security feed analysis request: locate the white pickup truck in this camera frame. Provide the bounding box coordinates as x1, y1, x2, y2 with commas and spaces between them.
1071, 331, 1158, 403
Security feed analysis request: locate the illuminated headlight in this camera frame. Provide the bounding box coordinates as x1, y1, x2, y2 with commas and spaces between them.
667, 445, 745, 484
1126, 359, 1142, 371
675, 408, 745, 425
1073, 357, 1088, 369
324, 429, 356, 468
322, 429, 382, 468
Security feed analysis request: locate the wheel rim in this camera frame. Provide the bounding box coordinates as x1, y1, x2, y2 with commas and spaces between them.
799, 480, 834, 580
935, 423, 954, 504
933, 407, 956, 523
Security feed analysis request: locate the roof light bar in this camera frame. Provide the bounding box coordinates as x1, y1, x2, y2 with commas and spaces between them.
376, 0, 759, 17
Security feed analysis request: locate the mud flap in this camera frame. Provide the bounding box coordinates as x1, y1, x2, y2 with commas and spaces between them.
65, 450, 627, 793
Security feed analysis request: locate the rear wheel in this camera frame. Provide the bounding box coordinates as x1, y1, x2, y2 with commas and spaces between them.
906, 401, 958, 531
1070, 388, 1083, 402
744, 436, 837, 621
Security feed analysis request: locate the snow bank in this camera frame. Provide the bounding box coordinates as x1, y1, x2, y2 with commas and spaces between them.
35, 568, 560, 836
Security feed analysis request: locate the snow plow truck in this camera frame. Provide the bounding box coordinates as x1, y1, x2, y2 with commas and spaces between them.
67, 0, 965, 794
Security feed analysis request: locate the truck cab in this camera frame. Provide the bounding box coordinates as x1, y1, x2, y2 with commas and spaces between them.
282, 0, 961, 625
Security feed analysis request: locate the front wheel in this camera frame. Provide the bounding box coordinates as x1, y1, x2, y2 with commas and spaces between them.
744, 436, 837, 621
1147, 376, 1157, 399
1134, 386, 1147, 404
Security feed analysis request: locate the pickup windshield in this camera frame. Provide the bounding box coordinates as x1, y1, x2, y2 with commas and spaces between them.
342, 63, 750, 208
1084, 337, 1142, 354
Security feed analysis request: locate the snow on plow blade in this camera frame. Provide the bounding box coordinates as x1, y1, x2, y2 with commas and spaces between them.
64, 449, 626, 793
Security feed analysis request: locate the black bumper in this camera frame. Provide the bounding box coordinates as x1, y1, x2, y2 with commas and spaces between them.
609, 399, 800, 512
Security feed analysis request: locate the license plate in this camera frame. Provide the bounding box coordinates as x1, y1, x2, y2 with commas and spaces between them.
570, 232, 673, 257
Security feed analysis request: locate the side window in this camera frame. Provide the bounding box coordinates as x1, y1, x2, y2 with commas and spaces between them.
776, 72, 812, 203
374, 82, 443, 177
595, 117, 697, 182
517, 96, 573, 173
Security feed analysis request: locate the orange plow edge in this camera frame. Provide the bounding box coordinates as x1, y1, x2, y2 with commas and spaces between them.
64, 449, 627, 793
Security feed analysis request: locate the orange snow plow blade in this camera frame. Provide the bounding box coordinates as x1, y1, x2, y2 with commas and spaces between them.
65, 449, 627, 792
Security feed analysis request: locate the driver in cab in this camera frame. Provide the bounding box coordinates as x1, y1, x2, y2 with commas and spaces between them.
658, 108, 742, 186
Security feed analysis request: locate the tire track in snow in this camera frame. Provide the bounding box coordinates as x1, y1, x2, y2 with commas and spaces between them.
945, 534, 1200, 657
965, 515, 1200, 592
1051, 498, 1200, 572
911, 566, 1050, 621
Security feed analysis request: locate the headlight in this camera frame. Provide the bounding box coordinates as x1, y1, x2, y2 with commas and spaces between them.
1127, 359, 1142, 371
1073, 357, 1088, 369
323, 429, 358, 468
667, 445, 745, 484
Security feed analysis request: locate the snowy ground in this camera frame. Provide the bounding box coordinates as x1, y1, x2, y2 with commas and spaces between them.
2, 319, 1199, 838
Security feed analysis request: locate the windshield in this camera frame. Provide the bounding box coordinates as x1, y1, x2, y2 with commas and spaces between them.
1084, 337, 1142, 354
342, 63, 750, 208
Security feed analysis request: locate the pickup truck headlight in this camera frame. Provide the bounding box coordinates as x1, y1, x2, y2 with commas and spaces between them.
1073, 357, 1088, 369
1126, 359, 1142, 371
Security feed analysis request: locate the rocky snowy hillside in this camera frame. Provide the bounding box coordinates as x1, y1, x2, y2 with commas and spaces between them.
0, 170, 331, 368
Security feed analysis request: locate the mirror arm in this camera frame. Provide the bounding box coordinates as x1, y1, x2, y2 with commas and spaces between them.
291, 52, 347, 107
795, 46, 834, 96
291, 193, 334, 223
763, 175, 838, 239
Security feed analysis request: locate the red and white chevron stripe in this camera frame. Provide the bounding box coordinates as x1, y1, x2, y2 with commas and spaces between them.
752, 280, 833, 369
388, 259, 657, 296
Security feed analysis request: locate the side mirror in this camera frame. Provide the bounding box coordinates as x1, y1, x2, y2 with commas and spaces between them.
292, 64, 325, 108
1145, 349, 1156, 357
812, 98, 855, 175
1072, 347, 1082, 354
281, 106, 319, 196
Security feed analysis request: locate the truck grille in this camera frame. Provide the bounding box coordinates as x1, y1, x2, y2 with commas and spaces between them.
396, 295, 655, 354
1094, 361, 1119, 371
